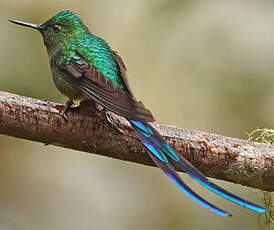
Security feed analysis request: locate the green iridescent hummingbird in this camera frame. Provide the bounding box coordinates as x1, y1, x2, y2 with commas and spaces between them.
9, 11, 266, 216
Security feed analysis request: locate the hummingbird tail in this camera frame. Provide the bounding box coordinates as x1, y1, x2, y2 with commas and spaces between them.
129, 120, 266, 215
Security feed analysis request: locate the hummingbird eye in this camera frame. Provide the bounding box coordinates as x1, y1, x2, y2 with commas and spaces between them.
52, 24, 62, 32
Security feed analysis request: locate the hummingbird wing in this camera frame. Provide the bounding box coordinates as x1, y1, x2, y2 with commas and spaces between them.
112, 51, 135, 99
52, 49, 154, 122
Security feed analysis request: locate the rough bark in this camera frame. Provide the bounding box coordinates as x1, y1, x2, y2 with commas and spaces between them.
0, 91, 273, 191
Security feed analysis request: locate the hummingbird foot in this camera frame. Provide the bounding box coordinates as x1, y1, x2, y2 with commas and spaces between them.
105, 110, 125, 134
79, 100, 123, 133
60, 100, 74, 120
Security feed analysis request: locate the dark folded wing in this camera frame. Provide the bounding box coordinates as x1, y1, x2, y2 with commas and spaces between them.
112, 51, 135, 99
56, 50, 154, 122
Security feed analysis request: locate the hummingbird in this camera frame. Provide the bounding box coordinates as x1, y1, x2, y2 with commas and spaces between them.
9, 11, 266, 216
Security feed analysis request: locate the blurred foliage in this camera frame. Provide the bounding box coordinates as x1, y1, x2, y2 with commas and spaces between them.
0, 0, 273, 230
247, 128, 274, 145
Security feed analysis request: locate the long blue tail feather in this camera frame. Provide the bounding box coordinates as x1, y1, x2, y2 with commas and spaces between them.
129, 120, 266, 215
137, 130, 230, 216
147, 150, 230, 216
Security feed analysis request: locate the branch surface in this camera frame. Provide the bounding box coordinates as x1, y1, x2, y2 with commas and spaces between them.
0, 91, 273, 191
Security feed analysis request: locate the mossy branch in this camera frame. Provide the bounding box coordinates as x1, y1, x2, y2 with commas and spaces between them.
0, 91, 273, 191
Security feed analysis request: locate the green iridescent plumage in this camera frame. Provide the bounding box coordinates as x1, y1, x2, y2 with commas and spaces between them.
9, 11, 266, 216
40, 11, 125, 97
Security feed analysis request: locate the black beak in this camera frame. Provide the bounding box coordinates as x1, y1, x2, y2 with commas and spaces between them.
9, 19, 41, 31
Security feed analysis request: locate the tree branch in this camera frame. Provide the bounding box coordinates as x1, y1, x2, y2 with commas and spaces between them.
0, 91, 273, 191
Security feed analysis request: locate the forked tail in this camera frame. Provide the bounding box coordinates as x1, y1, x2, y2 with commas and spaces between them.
129, 120, 266, 216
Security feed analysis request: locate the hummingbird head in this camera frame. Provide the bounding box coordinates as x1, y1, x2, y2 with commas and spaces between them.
10, 11, 88, 54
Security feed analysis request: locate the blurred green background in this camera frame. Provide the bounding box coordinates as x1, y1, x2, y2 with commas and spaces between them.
0, 0, 273, 229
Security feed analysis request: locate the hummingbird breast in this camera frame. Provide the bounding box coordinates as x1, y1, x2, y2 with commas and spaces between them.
51, 64, 85, 101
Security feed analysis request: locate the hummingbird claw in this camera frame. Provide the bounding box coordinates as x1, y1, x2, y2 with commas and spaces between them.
60, 100, 74, 120
105, 111, 124, 134
60, 110, 69, 120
